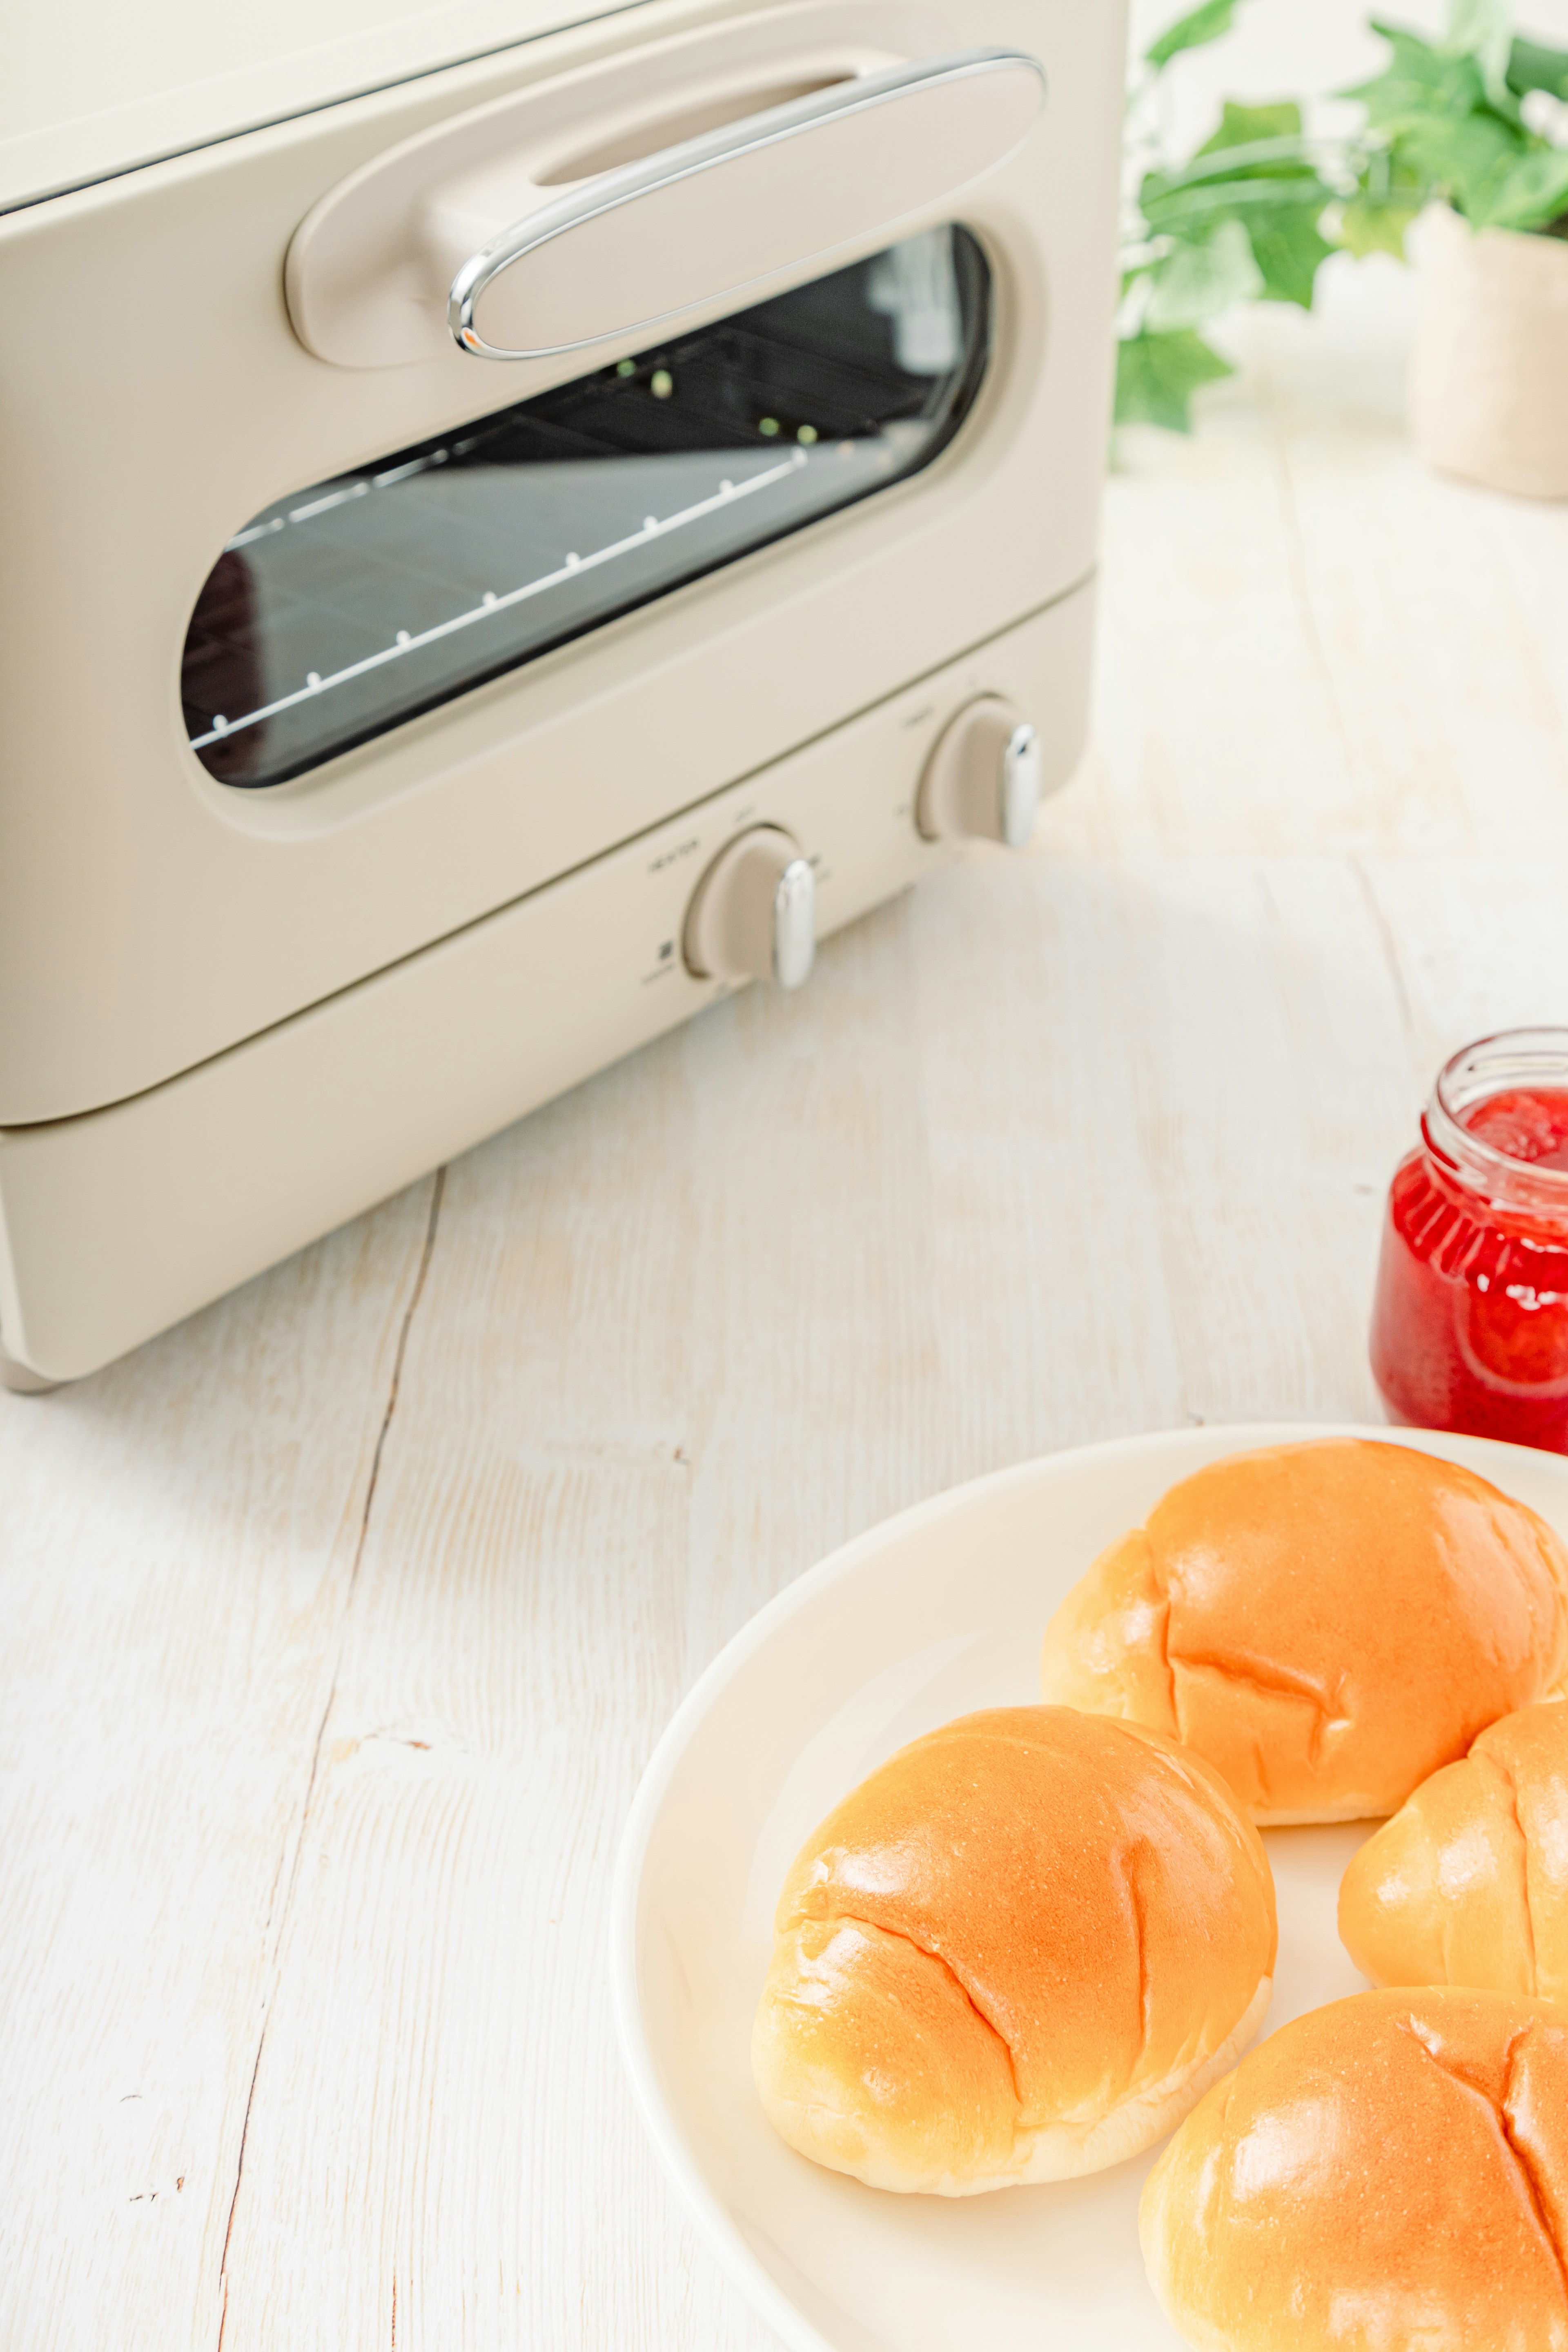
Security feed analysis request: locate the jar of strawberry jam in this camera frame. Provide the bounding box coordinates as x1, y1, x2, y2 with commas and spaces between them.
1371, 1030, 1568, 1452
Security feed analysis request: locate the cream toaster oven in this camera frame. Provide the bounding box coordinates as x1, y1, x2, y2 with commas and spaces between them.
0, 0, 1125, 1387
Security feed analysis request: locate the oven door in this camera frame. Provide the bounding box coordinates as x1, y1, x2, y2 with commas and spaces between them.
0, 0, 1127, 1124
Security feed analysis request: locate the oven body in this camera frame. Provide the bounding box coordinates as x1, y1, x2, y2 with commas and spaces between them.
0, 0, 1125, 1381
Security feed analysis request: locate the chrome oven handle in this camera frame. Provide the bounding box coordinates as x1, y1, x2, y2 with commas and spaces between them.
444, 49, 1044, 363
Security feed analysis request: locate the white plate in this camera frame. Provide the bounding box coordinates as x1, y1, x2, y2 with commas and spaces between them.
610, 1422, 1568, 2352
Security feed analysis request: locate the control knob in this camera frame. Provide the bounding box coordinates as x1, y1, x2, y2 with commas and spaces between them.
916, 697, 1042, 849
683, 825, 817, 991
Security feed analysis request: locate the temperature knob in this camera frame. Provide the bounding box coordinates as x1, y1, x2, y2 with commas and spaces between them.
916, 698, 1042, 849
683, 826, 817, 991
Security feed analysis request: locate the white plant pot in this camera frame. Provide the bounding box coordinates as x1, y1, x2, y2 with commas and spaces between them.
1410, 200, 1568, 499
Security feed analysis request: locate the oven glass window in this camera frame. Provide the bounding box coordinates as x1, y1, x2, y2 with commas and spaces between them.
183, 226, 991, 788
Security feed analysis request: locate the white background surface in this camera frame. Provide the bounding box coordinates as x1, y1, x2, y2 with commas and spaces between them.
5, 4, 1568, 2349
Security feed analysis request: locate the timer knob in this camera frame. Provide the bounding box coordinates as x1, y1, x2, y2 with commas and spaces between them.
916, 698, 1042, 849
683, 825, 817, 991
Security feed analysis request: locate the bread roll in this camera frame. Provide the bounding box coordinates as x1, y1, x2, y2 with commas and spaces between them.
751, 1705, 1275, 2195
1141, 1987, 1568, 2351
1040, 1438, 1568, 1824
1341, 1697, 1568, 1998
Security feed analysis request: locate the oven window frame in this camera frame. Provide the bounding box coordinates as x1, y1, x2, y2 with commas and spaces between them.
179, 224, 997, 793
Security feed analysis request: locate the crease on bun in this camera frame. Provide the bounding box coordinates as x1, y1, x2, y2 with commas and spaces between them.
1040, 1438, 1568, 1824
751, 1706, 1276, 2194
1340, 1695, 1568, 2000
1141, 1987, 1568, 2352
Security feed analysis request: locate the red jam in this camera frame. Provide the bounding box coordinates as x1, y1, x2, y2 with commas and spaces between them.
1371, 1043, 1568, 1452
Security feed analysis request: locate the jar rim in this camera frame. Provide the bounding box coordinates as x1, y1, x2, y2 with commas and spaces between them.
1427, 1027, 1568, 1212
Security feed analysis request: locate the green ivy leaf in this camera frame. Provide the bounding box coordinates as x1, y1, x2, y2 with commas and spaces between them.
1115, 329, 1234, 433
1346, 25, 1488, 131
1337, 189, 1421, 258
1342, 13, 1568, 233
1508, 35, 1568, 100
1143, 133, 1321, 202
1444, 0, 1515, 109
1140, 174, 1332, 234
1198, 98, 1305, 157
1140, 105, 1335, 287
1345, 141, 1428, 235
1394, 107, 1529, 215
1469, 144, 1568, 230
1138, 102, 1336, 310
1245, 205, 1335, 305
1146, 0, 1239, 69
1142, 217, 1265, 329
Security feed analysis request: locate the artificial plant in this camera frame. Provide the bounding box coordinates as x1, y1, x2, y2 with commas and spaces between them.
1118, 0, 1568, 433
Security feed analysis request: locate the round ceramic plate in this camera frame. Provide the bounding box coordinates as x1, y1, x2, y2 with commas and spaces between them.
610, 1422, 1568, 2352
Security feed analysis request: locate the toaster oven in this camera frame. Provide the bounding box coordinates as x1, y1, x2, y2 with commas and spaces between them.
0, 0, 1126, 1386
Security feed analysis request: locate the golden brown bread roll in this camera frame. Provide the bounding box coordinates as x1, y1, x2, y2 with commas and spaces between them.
751, 1706, 1276, 2194
1040, 1438, 1568, 1824
1341, 1697, 1568, 1998
1141, 1987, 1568, 2352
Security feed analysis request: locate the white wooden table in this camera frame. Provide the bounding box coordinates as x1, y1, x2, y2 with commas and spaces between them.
5, 260, 1568, 2351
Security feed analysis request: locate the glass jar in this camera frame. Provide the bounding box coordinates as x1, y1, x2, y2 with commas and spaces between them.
1371, 1029, 1568, 1452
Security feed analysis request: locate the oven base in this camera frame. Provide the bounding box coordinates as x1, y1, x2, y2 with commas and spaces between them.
0, 585, 1092, 1382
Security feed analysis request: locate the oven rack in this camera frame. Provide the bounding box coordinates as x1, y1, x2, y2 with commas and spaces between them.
188, 448, 808, 753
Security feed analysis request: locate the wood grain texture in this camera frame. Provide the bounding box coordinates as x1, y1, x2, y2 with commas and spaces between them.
5, 239, 1568, 2352
0, 1183, 441, 2352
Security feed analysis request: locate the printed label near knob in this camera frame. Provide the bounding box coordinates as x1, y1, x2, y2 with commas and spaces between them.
683, 826, 817, 991
916, 697, 1041, 848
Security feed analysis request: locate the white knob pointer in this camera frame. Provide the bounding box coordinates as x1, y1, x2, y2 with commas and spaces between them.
916, 697, 1042, 848
683, 826, 817, 991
